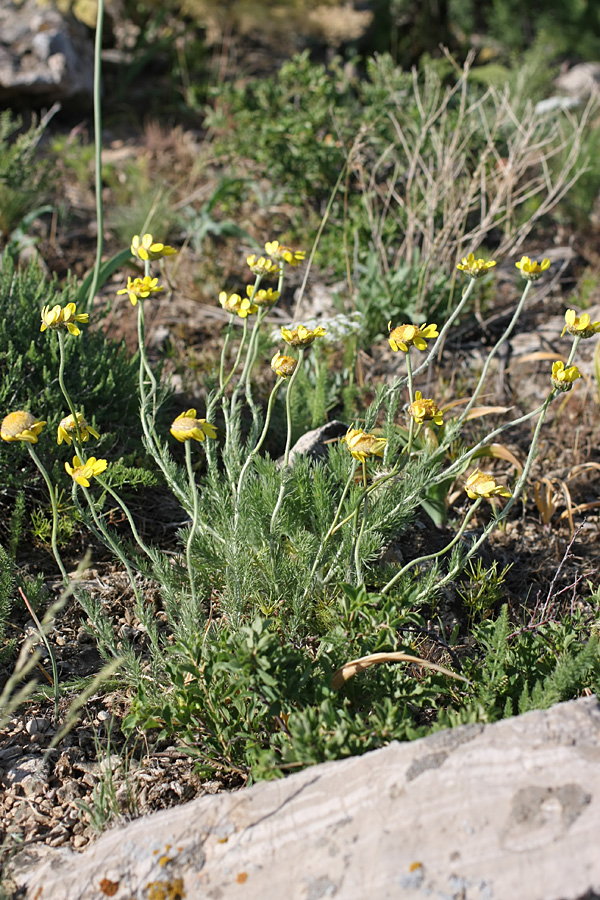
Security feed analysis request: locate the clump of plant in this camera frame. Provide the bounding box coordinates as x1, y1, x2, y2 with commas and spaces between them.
4, 225, 598, 780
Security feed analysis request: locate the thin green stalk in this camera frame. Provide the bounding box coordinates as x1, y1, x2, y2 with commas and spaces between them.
86, 0, 104, 313
270, 350, 304, 533
80, 485, 143, 606
353, 459, 369, 585
459, 280, 533, 423
27, 445, 68, 585
57, 331, 84, 453
95, 477, 152, 560
404, 352, 416, 459
234, 378, 284, 527
304, 461, 358, 595
184, 440, 201, 611
218, 319, 234, 389
381, 498, 483, 596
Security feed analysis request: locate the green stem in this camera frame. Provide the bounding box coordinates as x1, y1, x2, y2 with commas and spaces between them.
57, 331, 84, 453
27, 445, 68, 585
270, 350, 304, 533
404, 352, 416, 459
353, 459, 369, 585
304, 460, 358, 595
184, 441, 201, 612
86, 0, 104, 314
459, 280, 533, 423
235, 378, 284, 528
381, 498, 483, 596
95, 477, 152, 560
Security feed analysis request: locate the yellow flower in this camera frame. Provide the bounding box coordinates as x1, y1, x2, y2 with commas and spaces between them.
562, 308, 600, 339
408, 391, 443, 426
264, 240, 306, 267
117, 276, 163, 307
1, 411, 46, 443
247, 255, 280, 277
515, 256, 551, 281
57, 413, 100, 445
41, 302, 89, 336
248, 285, 280, 308
281, 324, 326, 347
219, 291, 242, 315
465, 469, 511, 500
388, 321, 438, 353
170, 409, 217, 443
342, 427, 387, 462
551, 361, 582, 392
271, 352, 298, 378
456, 253, 497, 279
130, 233, 177, 261
65, 455, 108, 487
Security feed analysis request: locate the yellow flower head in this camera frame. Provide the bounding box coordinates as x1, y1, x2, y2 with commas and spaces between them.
342, 427, 387, 462
1, 411, 46, 443
264, 240, 306, 267
219, 291, 242, 315
131, 233, 177, 261
117, 276, 163, 307
41, 302, 89, 336
562, 308, 600, 339
281, 324, 326, 347
388, 321, 438, 353
170, 409, 217, 443
246, 255, 280, 277
551, 360, 582, 392
65, 455, 108, 487
408, 391, 443, 426
248, 285, 280, 308
465, 469, 511, 500
57, 413, 100, 445
515, 256, 551, 281
456, 253, 497, 279
271, 351, 298, 378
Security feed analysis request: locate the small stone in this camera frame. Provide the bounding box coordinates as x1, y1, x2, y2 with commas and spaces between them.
96, 710, 110, 722
72, 835, 88, 849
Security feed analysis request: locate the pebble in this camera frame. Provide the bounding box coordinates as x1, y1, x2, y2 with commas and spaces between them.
96, 710, 110, 722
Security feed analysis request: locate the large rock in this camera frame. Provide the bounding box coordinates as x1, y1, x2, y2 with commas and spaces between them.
13, 696, 600, 899
0, 0, 94, 105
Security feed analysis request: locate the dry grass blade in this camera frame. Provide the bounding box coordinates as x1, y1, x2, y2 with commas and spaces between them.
534, 477, 557, 526
331, 651, 469, 691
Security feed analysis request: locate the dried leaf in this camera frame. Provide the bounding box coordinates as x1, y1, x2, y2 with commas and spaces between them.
331, 651, 469, 691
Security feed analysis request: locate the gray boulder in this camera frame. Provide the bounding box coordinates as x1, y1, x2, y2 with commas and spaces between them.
14, 696, 600, 899
0, 0, 94, 104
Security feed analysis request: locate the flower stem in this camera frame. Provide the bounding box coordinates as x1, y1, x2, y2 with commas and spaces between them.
86, 0, 104, 314
353, 459, 369, 585
381, 498, 483, 596
26, 445, 68, 585
234, 377, 284, 528
459, 280, 533, 423
57, 331, 84, 453
184, 440, 201, 612
270, 349, 304, 533
80, 485, 142, 605
95, 477, 152, 559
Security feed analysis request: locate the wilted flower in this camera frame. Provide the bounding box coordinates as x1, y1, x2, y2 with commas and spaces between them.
117, 276, 163, 306
41, 303, 89, 336
562, 309, 600, 339
408, 391, 443, 426
65, 455, 108, 487
465, 469, 511, 500
551, 361, 582, 392
1, 411, 46, 443
271, 351, 298, 378
456, 253, 497, 278
264, 240, 305, 267
388, 321, 438, 353
281, 324, 326, 347
130, 233, 177, 261
247, 255, 279, 277
170, 409, 217, 443
342, 427, 387, 462
57, 413, 100, 445
248, 285, 280, 308
515, 256, 551, 281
